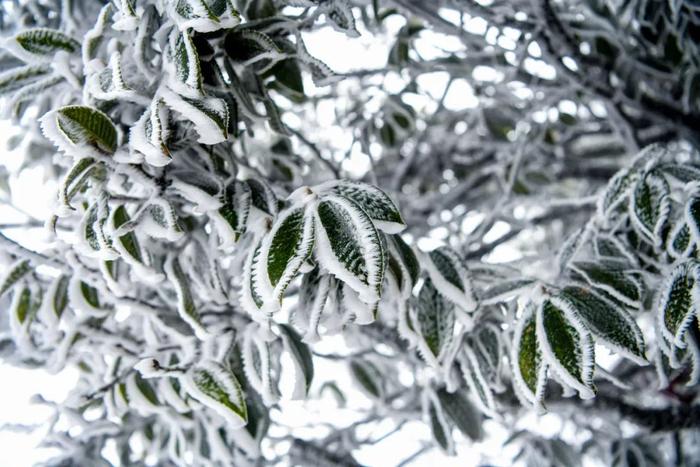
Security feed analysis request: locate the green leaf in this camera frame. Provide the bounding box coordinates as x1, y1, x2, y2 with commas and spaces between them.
424, 390, 454, 455
278, 323, 314, 399
181, 360, 247, 427
130, 98, 171, 167
349, 359, 383, 399
536, 299, 595, 399
556, 286, 646, 364
165, 255, 207, 339
459, 344, 496, 416
314, 195, 385, 304
262, 207, 315, 311
171, 0, 241, 32
390, 234, 419, 288
414, 278, 455, 366
225, 30, 281, 64
174, 32, 203, 94
511, 304, 546, 406
436, 387, 483, 441
58, 157, 97, 213
424, 246, 478, 312
317, 180, 405, 233
41, 106, 118, 155
657, 261, 699, 348
241, 237, 268, 315
246, 178, 279, 217
570, 261, 643, 308
0, 259, 31, 299
668, 221, 693, 259
630, 171, 670, 244
11, 286, 32, 325
6, 28, 79, 61
38, 275, 69, 326
0, 65, 50, 96
210, 180, 251, 249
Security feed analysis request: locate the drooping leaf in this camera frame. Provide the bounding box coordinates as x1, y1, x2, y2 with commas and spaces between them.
0, 260, 31, 299
278, 323, 314, 399
296, 267, 332, 342
165, 255, 207, 339
262, 207, 315, 311
316, 180, 405, 233
630, 171, 670, 244
598, 167, 637, 218
210, 180, 251, 249
424, 246, 478, 312
314, 195, 385, 305
38, 275, 69, 326
511, 304, 547, 406
58, 157, 97, 213
172, 32, 203, 95
459, 344, 496, 416
246, 178, 279, 217
242, 327, 279, 405
390, 234, 419, 288
414, 278, 455, 366
481, 279, 535, 305
556, 286, 646, 364
536, 299, 595, 399
181, 360, 247, 427
130, 98, 171, 166
436, 387, 483, 441
423, 390, 454, 455
323, 0, 360, 37
349, 359, 383, 399
657, 261, 699, 348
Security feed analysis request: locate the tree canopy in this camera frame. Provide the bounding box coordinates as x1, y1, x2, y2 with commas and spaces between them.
0, 0, 699, 465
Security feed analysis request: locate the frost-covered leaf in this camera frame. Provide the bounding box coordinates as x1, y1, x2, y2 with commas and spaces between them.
556, 286, 646, 364
598, 168, 637, 218
4, 28, 79, 62
349, 359, 383, 399
261, 207, 315, 311
570, 261, 643, 308
58, 157, 98, 214
511, 304, 546, 407
278, 323, 314, 399
181, 360, 247, 427
170, 170, 222, 212
161, 88, 228, 144
536, 299, 595, 399
481, 279, 534, 304
424, 246, 477, 312
38, 275, 69, 327
210, 180, 251, 249
241, 327, 279, 405
67, 276, 105, 317
41, 106, 118, 155
246, 178, 279, 218
169, 0, 241, 33
86, 52, 138, 102
414, 278, 455, 366
630, 171, 670, 244
423, 389, 454, 455
296, 267, 331, 342
314, 195, 385, 305
436, 387, 483, 441
241, 237, 270, 316
316, 180, 405, 233
390, 234, 419, 289
593, 235, 637, 265
80, 199, 118, 260
685, 196, 700, 245
130, 98, 171, 166
172, 32, 203, 95
139, 199, 184, 242
0, 65, 51, 96
459, 344, 496, 416
657, 261, 699, 348
165, 255, 207, 339
0, 259, 31, 299
296, 37, 340, 87
111, 205, 160, 281
322, 0, 360, 37
225, 30, 282, 66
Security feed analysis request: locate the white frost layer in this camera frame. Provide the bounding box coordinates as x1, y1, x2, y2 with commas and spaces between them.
161, 87, 227, 145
